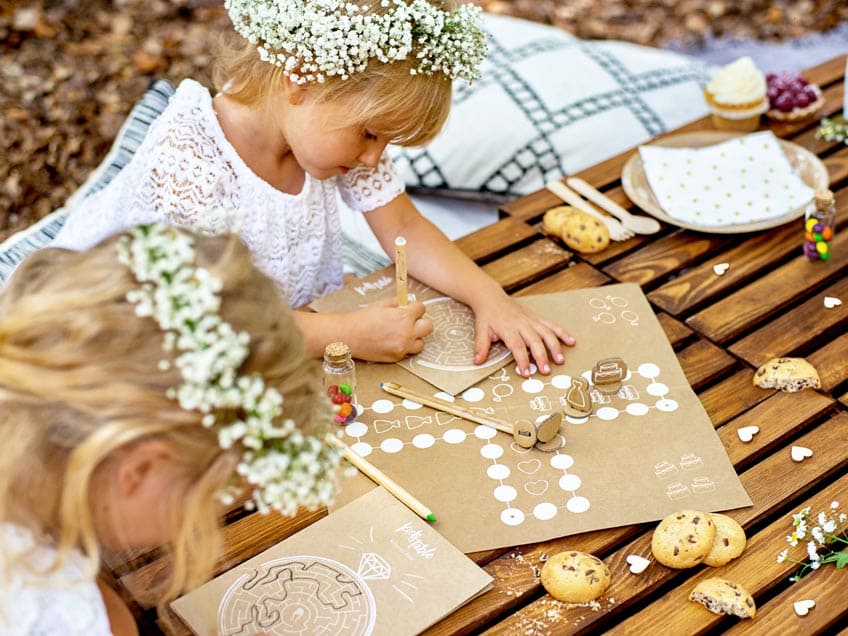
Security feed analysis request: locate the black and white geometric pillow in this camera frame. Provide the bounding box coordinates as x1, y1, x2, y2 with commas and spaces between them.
388, 14, 712, 201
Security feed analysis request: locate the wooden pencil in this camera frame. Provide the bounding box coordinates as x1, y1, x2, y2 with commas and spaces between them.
325, 433, 436, 523
380, 381, 515, 437
394, 236, 408, 306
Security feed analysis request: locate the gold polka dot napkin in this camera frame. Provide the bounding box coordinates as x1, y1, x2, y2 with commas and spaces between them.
639, 131, 813, 226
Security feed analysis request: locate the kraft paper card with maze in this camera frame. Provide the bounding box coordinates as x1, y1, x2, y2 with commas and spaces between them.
329, 283, 752, 553
171, 487, 492, 635
309, 267, 513, 394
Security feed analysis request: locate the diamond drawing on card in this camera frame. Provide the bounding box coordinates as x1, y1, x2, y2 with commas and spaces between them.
358, 552, 392, 580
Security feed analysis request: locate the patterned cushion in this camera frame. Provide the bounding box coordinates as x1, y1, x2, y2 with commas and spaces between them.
388, 14, 711, 201
0, 80, 175, 283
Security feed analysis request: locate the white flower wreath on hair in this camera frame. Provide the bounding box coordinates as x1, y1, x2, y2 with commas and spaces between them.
116, 223, 343, 515
225, 0, 488, 84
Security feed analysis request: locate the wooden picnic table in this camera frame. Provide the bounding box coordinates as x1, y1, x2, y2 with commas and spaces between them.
108, 53, 848, 635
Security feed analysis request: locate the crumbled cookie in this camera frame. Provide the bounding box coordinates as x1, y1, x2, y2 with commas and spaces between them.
541, 206, 610, 254
651, 510, 716, 569
752, 357, 820, 392
689, 577, 756, 618
540, 550, 611, 603
702, 513, 747, 567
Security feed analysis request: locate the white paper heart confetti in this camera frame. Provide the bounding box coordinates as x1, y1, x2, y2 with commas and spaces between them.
626, 554, 651, 574
737, 426, 760, 443
713, 262, 730, 276
791, 445, 813, 462
824, 296, 842, 309
793, 599, 815, 616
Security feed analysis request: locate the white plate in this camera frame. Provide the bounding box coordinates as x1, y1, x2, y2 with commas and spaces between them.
621, 131, 829, 233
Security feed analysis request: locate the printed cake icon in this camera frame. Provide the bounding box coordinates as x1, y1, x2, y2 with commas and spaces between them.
654, 460, 678, 479
679, 453, 704, 470
666, 482, 690, 500
691, 476, 716, 494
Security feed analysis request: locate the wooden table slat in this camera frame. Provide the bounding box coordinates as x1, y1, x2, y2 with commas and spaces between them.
455, 215, 538, 263
676, 338, 738, 391
647, 222, 801, 317
481, 237, 572, 291
729, 275, 848, 366
698, 370, 772, 428
602, 230, 732, 286
716, 390, 835, 471
686, 228, 848, 344
514, 262, 611, 296
808, 331, 848, 391
726, 556, 848, 635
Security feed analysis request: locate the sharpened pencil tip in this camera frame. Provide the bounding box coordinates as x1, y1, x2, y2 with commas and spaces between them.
426, 513, 436, 522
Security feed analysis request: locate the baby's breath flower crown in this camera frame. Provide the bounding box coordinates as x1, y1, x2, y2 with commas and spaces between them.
116, 223, 343, 516
225, 0, 488, 84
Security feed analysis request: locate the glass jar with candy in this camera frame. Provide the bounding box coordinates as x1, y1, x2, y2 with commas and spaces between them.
803, 189, 836, 262
323, 341, 357, 424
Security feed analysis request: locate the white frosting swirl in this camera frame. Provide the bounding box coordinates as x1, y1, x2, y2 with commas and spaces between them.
706, 56, 766, 105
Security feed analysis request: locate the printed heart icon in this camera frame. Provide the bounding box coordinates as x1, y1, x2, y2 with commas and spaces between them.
793, 599, 815, 616
823, 296, 842, 309
517, 459, 542, 475
626, 554, 651, 574
713, 262, 730, 276
791, 445, 813, 462
737, 426, 760, 443
523, 480, 549, 496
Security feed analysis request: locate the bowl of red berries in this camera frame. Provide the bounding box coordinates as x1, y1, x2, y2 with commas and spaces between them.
765, 71, 824, 121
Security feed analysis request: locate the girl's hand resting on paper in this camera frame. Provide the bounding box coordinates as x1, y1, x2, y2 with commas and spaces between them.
472, 295, 575, 377
349, 299, 433, 362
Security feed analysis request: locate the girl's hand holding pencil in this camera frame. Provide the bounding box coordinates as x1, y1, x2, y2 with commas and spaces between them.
346, 300, 433, 362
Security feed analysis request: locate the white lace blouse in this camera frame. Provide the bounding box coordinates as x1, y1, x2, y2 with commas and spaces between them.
0, 524, 110, 635
52, 79, 405, 307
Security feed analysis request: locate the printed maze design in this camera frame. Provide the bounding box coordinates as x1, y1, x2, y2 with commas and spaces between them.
218, 557, 375, 636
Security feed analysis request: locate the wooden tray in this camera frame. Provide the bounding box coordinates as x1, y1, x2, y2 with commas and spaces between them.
621, 131, 829, 233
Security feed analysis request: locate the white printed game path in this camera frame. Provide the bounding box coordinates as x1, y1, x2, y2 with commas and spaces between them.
342, 361, 680, 527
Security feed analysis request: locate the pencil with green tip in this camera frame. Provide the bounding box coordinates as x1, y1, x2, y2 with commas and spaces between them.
325, 434, 436, 523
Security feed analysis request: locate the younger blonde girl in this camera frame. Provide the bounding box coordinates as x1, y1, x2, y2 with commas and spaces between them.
51, 0, 575, 376
0, 224, 341, 634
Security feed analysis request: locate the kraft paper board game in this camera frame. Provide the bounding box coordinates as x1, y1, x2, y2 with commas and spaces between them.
329, 282, 752, 553
309, 268, 513, 395
171, 488, 492, 635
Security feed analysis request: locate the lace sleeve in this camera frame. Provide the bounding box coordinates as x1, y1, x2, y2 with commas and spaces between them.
338, 152, 405, 212
52, 83, 241, 251
0, 524, 111, 636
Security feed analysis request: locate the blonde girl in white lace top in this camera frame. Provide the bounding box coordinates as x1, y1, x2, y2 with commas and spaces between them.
52, 0, 575, 376
0, 228, 337, 634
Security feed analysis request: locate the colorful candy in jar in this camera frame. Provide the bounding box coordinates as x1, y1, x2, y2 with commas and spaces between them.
327, 383, 357, 423
803, 216, 833, 261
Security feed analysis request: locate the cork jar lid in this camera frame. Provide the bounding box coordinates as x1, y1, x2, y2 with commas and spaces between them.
324, 341, 351, 362
814, 189, 834, 207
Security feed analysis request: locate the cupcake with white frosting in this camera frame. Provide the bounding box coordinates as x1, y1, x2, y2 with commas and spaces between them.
703, 57, 768, 132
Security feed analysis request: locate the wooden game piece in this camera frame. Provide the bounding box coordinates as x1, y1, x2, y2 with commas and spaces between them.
563, 377, 592, 418
591, 357, 628, 394
512, 420, 538, 449
534, 435, 566, 453
535, 412, 562, 444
